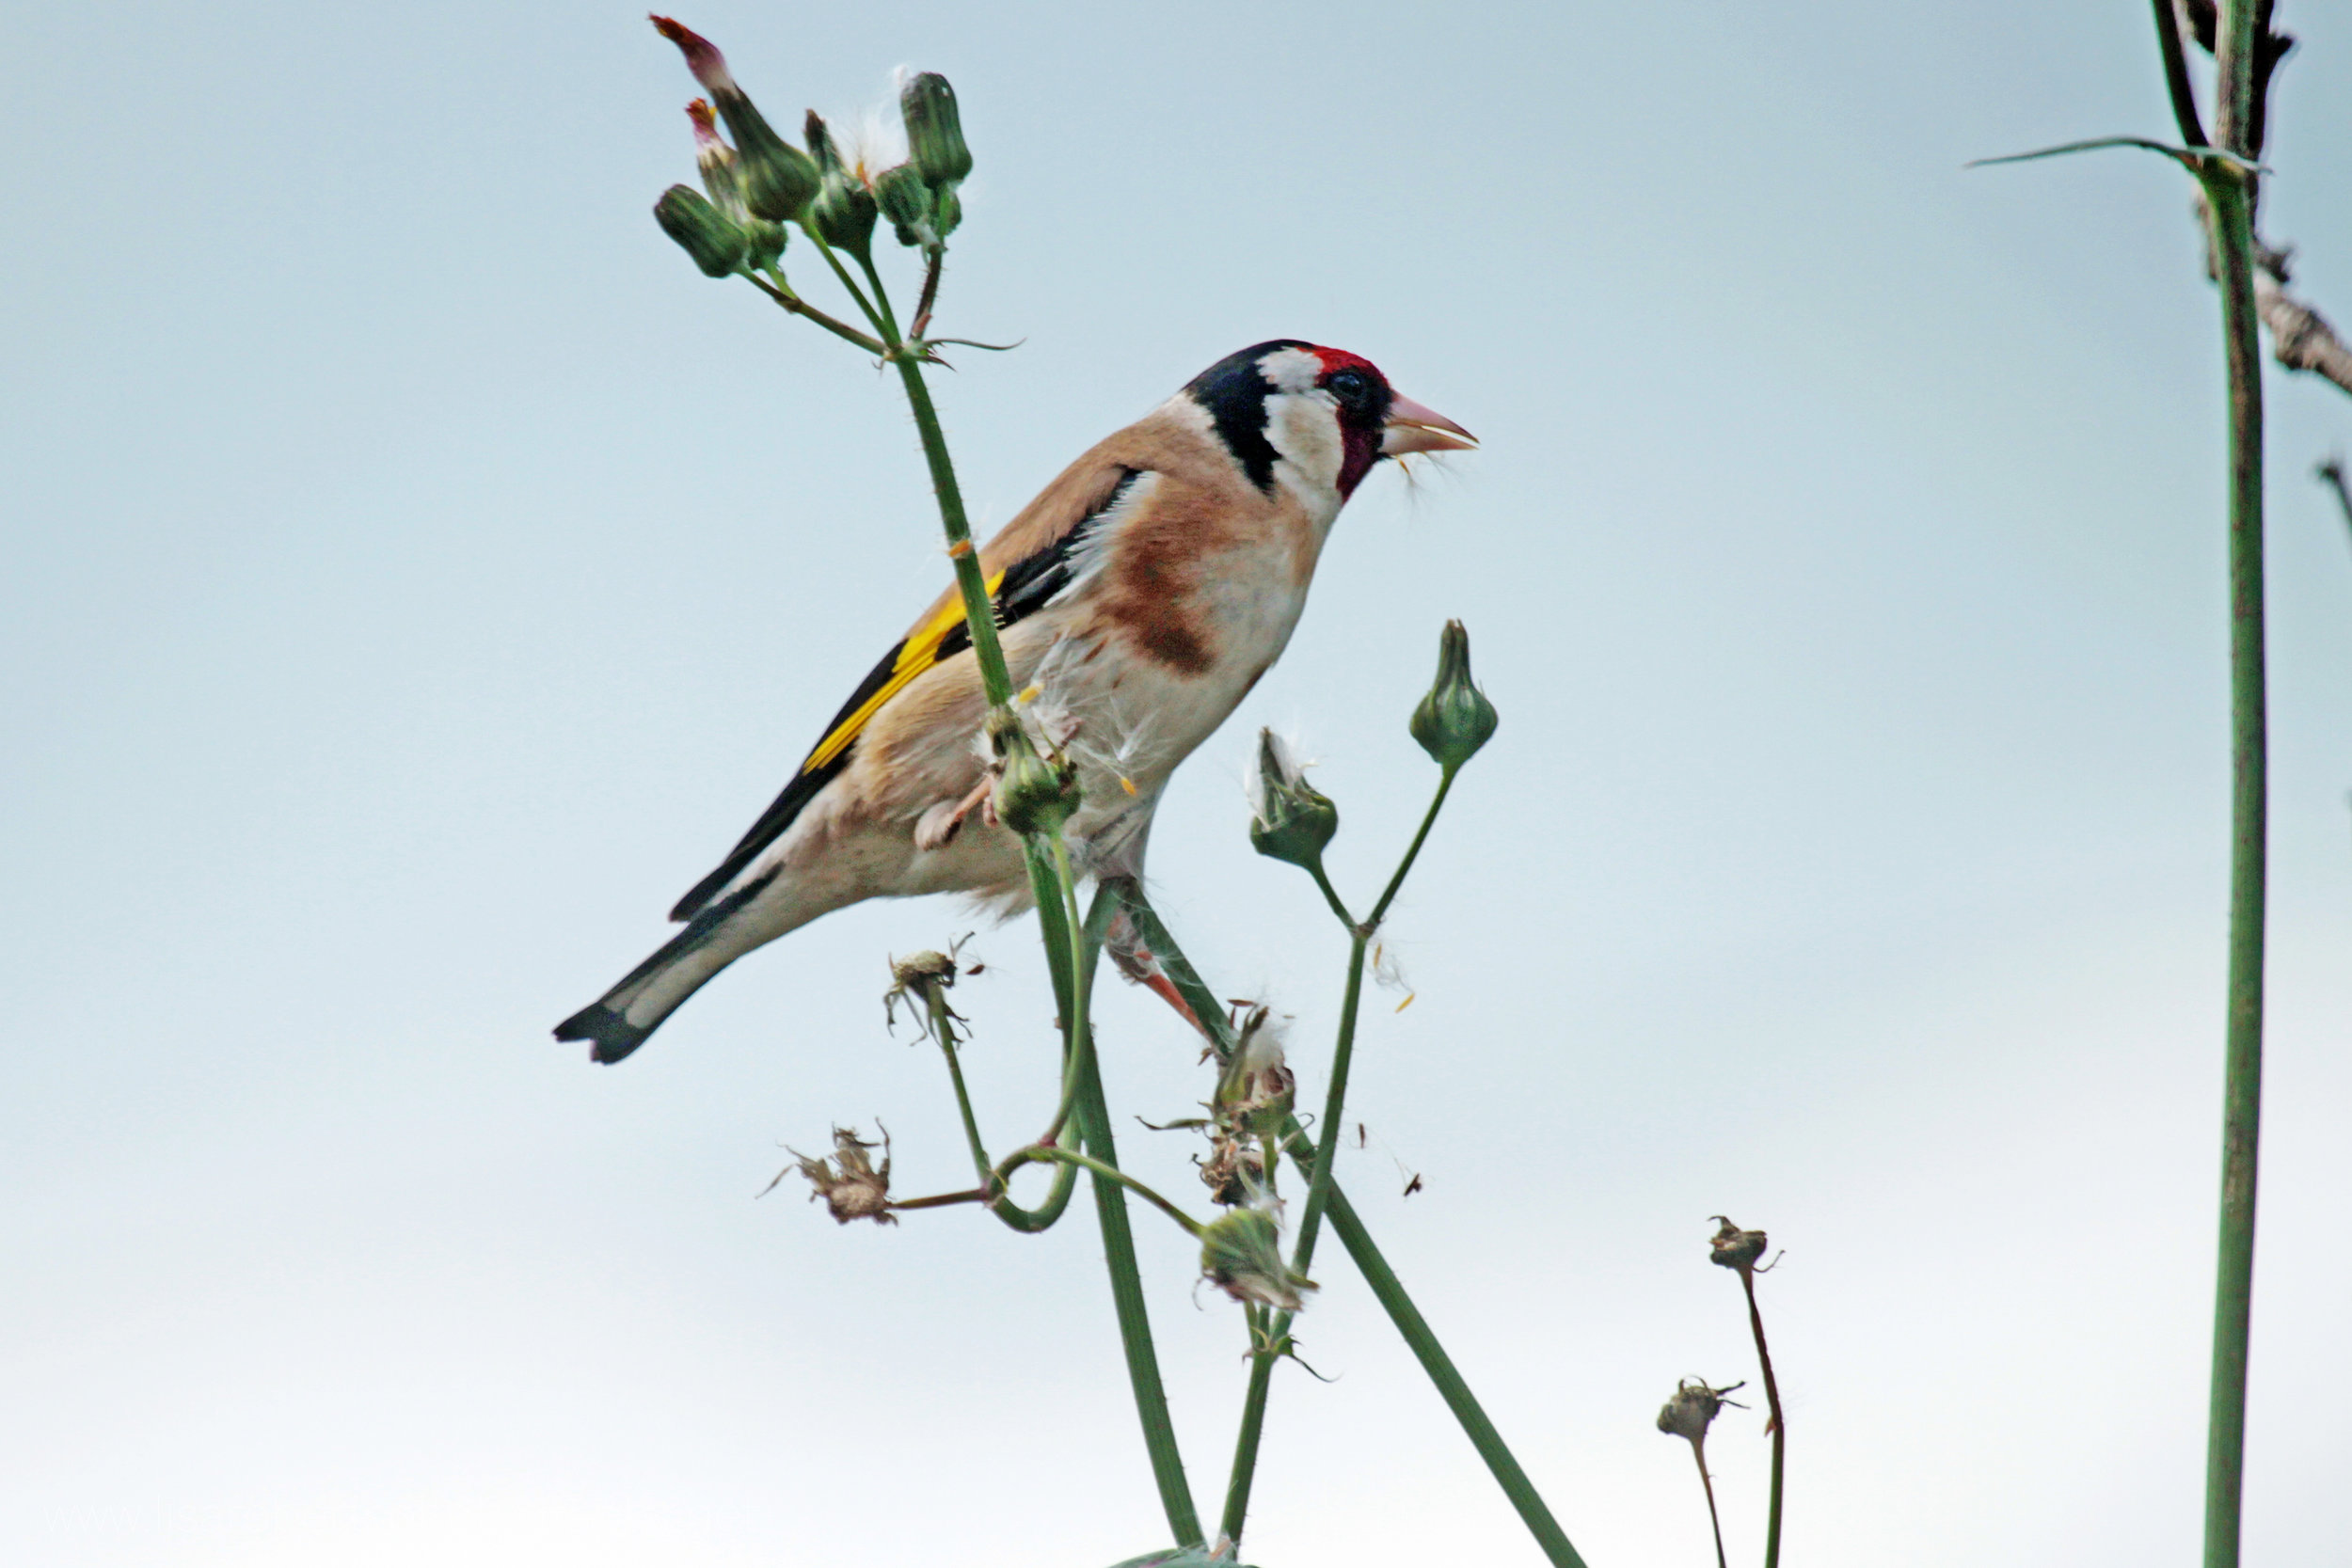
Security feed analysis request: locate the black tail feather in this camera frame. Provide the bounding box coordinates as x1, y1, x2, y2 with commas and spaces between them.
555, 1002, 655, 1065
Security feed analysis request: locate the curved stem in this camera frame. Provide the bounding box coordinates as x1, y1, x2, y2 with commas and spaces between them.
1740, 1269, 1786, 1568
1000, 1144, 1205, 1240
987, 1146, 1080, 1232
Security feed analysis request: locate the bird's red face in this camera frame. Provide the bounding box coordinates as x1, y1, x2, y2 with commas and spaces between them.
1183, 341, 1475, 500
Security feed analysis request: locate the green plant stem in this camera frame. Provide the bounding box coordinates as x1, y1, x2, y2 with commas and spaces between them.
930, 989, 994, 1190
2150, 0, 2211, 150
1105, 879, 1583, 1561
1739, 1268, 1786, 1568
1068, 907, 1204, 1546
1369, 766, 1458, 927
1222, 768, 1456, 1544
2197, 148, 2269, 1568
1218, 929, 1365, 1545
1000, 1143, 1205, 1240
1306, 861, 1356, 930
850, 251, 1186, 1543
1322, 1178, 1588, 1568
745, 272, 887, 355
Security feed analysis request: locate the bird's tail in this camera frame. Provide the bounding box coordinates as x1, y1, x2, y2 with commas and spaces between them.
555, 879, 783, 1064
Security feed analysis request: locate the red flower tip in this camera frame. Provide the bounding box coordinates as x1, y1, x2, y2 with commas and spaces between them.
686, 98, 723, 150
648, 15, 734, 94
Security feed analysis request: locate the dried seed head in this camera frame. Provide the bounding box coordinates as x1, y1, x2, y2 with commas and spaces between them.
1709, 1215, 1768, 1274
790, 1125, 896, 1225
1198, 1132, 1267, 1207
1213, 1004, 1295, 1137
1656, 1377, 1745, 1444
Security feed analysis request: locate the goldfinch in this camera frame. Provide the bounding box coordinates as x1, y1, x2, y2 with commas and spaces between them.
558, 340, 1473, 1063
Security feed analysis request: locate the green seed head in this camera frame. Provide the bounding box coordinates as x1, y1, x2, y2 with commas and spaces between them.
1409, 619, 1499, 771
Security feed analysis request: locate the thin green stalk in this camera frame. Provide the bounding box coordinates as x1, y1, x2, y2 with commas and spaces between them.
1218, 930, 1365, 1545
930, 988, 993, 1190
850, 244, 1185, 1542
1106, 878, 1583, 1560
745, 272, 887, 355
2198, 149, 2269, 1568
1306, 861, 1356, 930
2149, 0, 2211, 150
1739, 1269, 1786, 1568
1369, 766, 1457, 928
1073, 977, 1205, 1545
1322, 1180, 1587, 1568
1222, 767, 1454, 1545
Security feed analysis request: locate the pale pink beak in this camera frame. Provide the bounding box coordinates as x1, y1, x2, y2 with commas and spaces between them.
1382, 392, 1478, 456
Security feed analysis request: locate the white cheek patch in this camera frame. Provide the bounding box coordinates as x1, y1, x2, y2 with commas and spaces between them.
1263, 390, 1345, 510
1256, 346, 1324, 394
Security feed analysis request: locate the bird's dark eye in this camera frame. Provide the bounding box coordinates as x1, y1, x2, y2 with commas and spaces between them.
1327, 369, 1373, 411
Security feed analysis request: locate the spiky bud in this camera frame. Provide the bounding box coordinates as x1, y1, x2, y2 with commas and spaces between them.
1246, 729, 1337, 870
652, 18, 820, 221
899, 71, 972, 191
654, 183, 747, 277
1409, 620, 1498, 772
1200, 1206, 1316, 1312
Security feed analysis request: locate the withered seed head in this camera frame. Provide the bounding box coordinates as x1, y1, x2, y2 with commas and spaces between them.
1709, 1215, 1768, 1274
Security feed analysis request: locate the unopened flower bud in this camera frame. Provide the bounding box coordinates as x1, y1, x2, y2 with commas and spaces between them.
1200, 1206, 1316, 1312
1247, 728, 1337, 869
1656, 1378, 1743, 1443
873, 163, 936, 248
654, 183, 747, 277
899, 71, 972, 192
687, 99, 741, 212
1709, 1215, 1768, 1274
934, 184, 963, 240
652, 18, 821, 221
790, 1125, 895, 1225
1409, 620, 1499, 771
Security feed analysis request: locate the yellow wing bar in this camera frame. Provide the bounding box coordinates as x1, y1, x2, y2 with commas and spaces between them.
800, 570, 1006, 775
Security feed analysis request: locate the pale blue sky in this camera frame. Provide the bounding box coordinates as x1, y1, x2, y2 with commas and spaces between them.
5, 3, 2350, 1564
